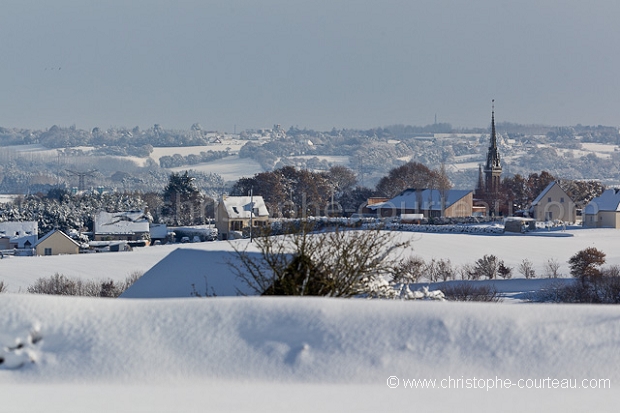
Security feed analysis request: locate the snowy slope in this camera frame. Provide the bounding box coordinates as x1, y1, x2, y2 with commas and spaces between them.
1, 295, 619, 412
5, 227, 620, 296
120, 228, 620, 299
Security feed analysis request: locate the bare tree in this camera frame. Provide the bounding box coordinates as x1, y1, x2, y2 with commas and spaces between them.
392, 256, 425, 284
457, 263, 477, 280
518, 259, 536, 279
544, 258, 562, 278
230, 223, 410, 297
437, 258, 454, 282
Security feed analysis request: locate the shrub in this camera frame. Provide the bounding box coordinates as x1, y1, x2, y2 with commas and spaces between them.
568, 247, 606, 280
442, 283, 502, 302
27, 272, 143, 297
473, 255, 503, 279
498, 262, 513, 279
231, 223, 410, 297
437, 259, 455, 282
518, 259, 536, 279
424, 259, 456, 282
544, 258, 562, 278
531, 275, 620, 304
392, 256, 425, 284
457, 263, 478, 280
425, 259, 440, 282
28, 273, 81, 296
0, 280, 6, 293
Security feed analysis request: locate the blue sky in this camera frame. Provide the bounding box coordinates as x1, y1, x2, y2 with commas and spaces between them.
1, 0, 619, 131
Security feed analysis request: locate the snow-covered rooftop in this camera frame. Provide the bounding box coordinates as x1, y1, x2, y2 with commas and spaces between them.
221, 196, 269, 219
584, 188, 620, 213
530, 181, 557, 206
94, 211, 150, 235
369, 189, 472, 211
0, 221, 38, 237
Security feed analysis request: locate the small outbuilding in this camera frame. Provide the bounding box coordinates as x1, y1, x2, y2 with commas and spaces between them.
504, 217, 536, 233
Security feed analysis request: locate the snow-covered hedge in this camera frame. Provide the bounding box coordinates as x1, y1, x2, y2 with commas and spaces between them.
386, 223, 505, 234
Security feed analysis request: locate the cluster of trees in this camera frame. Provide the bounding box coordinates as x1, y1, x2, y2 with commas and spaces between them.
499, 171, 603, 214
19, 124, 217, 149
0, 191, 147, 234
0, 171, 221, 234
159, 150, 229, 169
230, 165, 365, 218
229, 162, 452, 218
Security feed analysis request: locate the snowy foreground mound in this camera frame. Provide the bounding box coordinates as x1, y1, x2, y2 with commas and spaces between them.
1, 295, 619, 412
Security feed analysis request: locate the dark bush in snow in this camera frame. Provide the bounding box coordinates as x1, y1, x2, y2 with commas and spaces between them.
442, 283, 502, 302
568, 247, 606, 280
473, 255, 503, 279
231, 223, 410, 298
530, 274, 620, 304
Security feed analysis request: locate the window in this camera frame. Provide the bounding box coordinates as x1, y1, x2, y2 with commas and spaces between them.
547, 197, 552, 202
560, 197, 564, 203
44, 248, 52, 256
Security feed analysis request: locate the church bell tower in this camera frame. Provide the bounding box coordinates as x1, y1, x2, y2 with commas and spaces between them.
484, 100, 502, 195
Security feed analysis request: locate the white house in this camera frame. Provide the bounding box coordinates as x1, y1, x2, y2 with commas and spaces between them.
0, 221, 38, 250
583, 189, 620, 228
215, 196, 269, 240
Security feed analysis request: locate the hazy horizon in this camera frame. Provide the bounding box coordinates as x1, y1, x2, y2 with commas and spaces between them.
2, 1, 619, 132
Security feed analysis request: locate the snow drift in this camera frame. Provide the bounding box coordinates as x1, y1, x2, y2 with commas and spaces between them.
2, 295, 620, 384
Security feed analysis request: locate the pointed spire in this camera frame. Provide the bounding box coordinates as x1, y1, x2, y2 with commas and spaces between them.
490, 99, 497, 149
486, 99, 501, 171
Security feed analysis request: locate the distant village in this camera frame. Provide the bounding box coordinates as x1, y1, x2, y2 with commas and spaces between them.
1, 110, 619, 257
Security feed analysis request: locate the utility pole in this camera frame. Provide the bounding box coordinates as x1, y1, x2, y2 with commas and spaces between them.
249, 186, 254, 243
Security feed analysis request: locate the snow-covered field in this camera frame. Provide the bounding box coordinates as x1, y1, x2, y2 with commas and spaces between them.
3, 227, 620, 295
169, 154, 264, 182
2, 228, 620, 412
2, 296, 619, 412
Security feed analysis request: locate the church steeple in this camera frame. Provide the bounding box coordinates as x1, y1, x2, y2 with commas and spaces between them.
484, 100, 502, 194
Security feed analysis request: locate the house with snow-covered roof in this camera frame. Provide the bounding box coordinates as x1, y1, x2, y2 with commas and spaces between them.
368, 189, 473, 218
93, 211, 150, 241
0, 221, 38, 250
583, 189, 620, 228
215, 196, 269, 240
529, 181, 576, 223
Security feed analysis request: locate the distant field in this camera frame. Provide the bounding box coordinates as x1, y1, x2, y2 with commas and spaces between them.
169, 154, 264, 181
288, 155, 351, 166
149, 140, 248, 161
